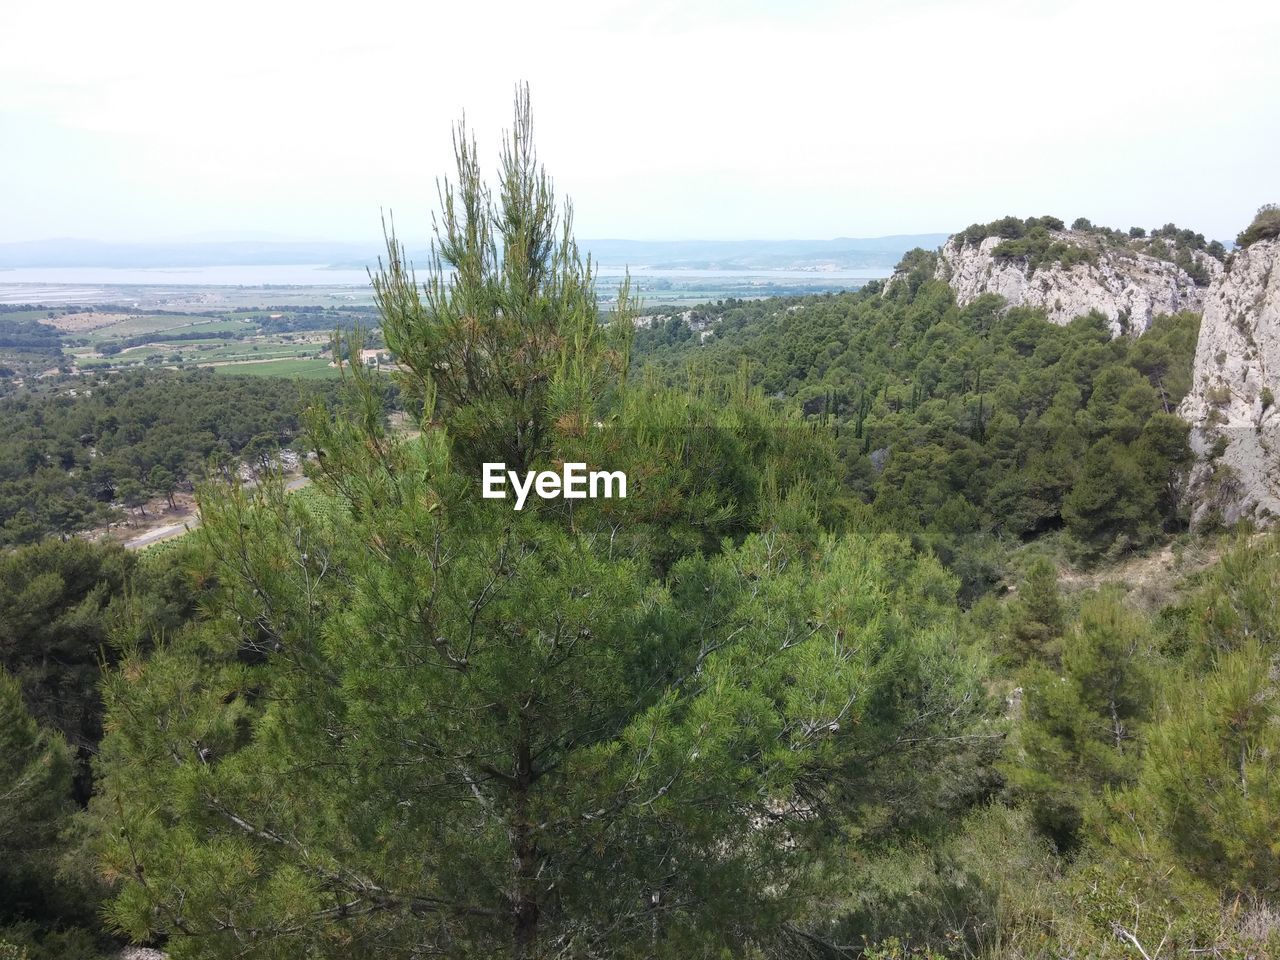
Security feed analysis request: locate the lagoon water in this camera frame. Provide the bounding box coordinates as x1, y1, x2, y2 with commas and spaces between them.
0, 265, 380, 286
0, 263, 890, 287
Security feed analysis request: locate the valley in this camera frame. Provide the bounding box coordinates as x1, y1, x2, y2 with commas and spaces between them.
2, 111, 1279, 960
5, 1, 1279, 955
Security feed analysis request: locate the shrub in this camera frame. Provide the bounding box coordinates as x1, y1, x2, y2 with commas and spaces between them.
959, 215, 1064, 246
1027, 214, 1065, 231
993, 228, 1096, 273
992, 215, 1027, 239
1236, 203, 1280, 247
1205, 383, 1232, 406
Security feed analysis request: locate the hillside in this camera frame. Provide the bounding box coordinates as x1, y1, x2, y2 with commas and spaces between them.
910, 216, 1226, 334
633, 260, 1202, 598
635, 209, 1280, 558
10, 208, 1280, 959
7, 195, 1280, 960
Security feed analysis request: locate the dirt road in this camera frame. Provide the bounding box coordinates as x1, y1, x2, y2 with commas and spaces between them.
123, 475, 310, 550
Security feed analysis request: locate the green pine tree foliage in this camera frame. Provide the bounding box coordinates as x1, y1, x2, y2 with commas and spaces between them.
93, 91, 984, 959
1106, 535, 1280, 899
1114, 644, 1280, 897
0, 669, 73, 895
0, 537, 207, 802
1235, 203, 1280, 247
1005, 558, 1065, 664
1061, 439, 1158, 558
0, 539, 132, 799
371, 84, 622, 479
1004, 590, 1156, 849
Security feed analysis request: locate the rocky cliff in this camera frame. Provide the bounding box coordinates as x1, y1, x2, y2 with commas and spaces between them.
1180, 237, 1280, 527
935, 228, 1219, 335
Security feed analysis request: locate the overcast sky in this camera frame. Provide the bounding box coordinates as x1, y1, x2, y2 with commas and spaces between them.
2, 0, 1277, 244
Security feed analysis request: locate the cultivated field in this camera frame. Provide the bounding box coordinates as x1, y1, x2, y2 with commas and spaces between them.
14, 305, 373, 380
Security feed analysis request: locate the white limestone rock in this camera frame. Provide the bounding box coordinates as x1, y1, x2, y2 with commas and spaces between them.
935, 231, 1216, 335
1179, 238, 1280, 527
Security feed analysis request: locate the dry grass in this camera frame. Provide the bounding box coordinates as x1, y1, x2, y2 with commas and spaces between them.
39, 311, 136, 332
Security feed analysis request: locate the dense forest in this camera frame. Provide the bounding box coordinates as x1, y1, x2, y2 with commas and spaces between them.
2, 99, 1279, 960
0, 371, 342, 544
634, 257, 1201, 596
0, 314, 64, 378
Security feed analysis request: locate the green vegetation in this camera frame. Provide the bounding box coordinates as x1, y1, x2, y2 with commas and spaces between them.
211, 357, 340, 378
0, 304, 383, 384
992, 230, 1096, 272
0, 670, 80, 960
1004, 589, 1156, 848
953, 215, 1225, 285
1, 540, 129, 796
988, 534, 1280, 957
0, 311, 63, 377
634, 263, 1201, 586
89, 92, 980, 960
1, 537, 210, 959
956, 214, 1066, 246
957, 215, 1096, 272
1142, 224, 1221, 286
3, 99, 1279, 960
1236, 202, 1280, 247
0, 370, 340, 544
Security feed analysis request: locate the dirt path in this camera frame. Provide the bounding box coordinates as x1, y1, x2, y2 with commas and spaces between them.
1058, 540, 1200, 591
110, 475, 311, 550
83, 492, 197, 549
1054, 532, 1268, 611
126, 519, 198, 549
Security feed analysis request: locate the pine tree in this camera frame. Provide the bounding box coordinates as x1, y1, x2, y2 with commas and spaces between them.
1062, 439, 1157, 556
1006, 558, 1065, 664
94, 90, 981, 960
1110, 643, 1280, 898
1004, 590, 1155, 849
1107, 536, 1280, 897
0, 669, 72, 882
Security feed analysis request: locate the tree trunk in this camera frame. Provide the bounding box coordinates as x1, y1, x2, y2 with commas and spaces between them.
511, 719, 539, 959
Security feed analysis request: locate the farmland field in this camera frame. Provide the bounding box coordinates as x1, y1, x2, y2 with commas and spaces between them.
212, 357, 341, 378
91, 315, 252, 337
0, 301, 378, 380
1, 267, 880, 383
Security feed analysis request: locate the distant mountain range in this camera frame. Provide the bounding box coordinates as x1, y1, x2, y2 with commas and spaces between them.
0, 235, 951, 273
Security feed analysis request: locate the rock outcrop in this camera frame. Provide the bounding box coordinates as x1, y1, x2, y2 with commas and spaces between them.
936, 231, 1218, 335
1180, 237, 1280, 527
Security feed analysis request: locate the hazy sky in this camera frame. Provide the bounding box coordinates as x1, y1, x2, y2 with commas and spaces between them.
2, 0, 1277, 244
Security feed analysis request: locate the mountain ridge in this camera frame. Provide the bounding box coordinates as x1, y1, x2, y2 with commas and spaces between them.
908, 216, 1226, 335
